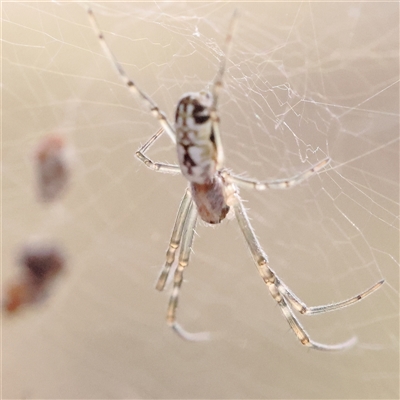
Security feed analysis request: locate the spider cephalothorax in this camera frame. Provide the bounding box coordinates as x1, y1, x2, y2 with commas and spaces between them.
175, 92, 218, 184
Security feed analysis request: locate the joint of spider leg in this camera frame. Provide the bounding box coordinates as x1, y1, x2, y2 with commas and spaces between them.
213, 80, 223, 93
298, 305, 307, 315
175, 262, 187, 275
296, 305, 307, 315
255, 182, 267, 190
301, 337, 311, 346
167, 301, 179, 322
144, 159, 157, 170
163, 241, 178, 263
269, 284, 283, 302
152, 108, 167, 121
168, 240, 180, 252
134, 150, 143, 160
137, 154, 158, 171
135, 151, 151, 167
257, 257, 274, 276
210, 109, 219, 120
167, 309, 176, 324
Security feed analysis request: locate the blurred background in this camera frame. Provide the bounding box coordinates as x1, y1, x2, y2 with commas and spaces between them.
2, 2, 398, 399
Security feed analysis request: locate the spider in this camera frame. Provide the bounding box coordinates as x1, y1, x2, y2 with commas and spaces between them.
88, 8, 384, 350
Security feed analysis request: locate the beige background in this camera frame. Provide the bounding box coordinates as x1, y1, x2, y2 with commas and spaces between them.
2, 2, 399, 399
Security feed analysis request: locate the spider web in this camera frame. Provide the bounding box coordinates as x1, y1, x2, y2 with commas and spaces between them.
2, 2, 398, 399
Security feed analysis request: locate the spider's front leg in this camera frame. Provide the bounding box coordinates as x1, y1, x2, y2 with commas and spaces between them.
88, 7, 181, 175
88, 7, 177, 143
135, 128, 181, 175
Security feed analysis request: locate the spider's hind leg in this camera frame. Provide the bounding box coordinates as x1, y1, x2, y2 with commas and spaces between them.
165, 199, 210, 341
156, 188, 192, 291
232, 191, 359, 351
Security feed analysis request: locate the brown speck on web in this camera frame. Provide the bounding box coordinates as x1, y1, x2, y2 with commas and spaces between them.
34, 134, 71, 203
4, 243, 66, 313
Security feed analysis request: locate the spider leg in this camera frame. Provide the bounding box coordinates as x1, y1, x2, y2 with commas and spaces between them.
211, 9, 239, 109
135, 128, 181, 174
232, 191, 358, 351
225, 157, 331, 190
278, 278, 384, 315
156, 188, 192, 291
209, 10, 239, 169
88, 7, 177, 143
165, 200, 210, 341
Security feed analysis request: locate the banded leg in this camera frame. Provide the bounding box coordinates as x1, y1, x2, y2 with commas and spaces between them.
211, 9, 239, 109
232, 192, 357, 351
225, 157, 331, 190
88, 7, 177, 143
135, 128, 181, 174
166, 202, 210, 341
278, 279, 384, 315
156, 188, 192, 291
209, 10, 239, 169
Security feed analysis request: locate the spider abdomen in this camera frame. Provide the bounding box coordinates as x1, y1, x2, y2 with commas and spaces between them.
190, 177, 229, 224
